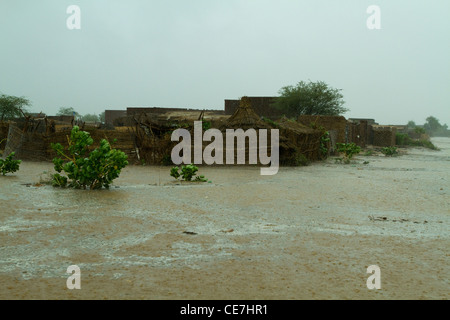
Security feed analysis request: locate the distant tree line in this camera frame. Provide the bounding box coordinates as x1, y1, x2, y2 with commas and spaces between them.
56, 107, 105, 123
407, 116, 450, 137
0, 94, 105, 123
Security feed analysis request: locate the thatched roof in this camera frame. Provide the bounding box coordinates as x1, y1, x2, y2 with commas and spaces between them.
221, 96, 272, 130
276, 116, 319, 134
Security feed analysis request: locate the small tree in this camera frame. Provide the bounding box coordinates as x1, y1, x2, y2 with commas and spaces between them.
381, 146, 398, 157
406, 121, 416, 129
82, 114, 99, 122
51, 126, 128, 189
170, 164, 208, 182
0, 152, 21, 175
272, 81, 348, 118
336, 143, 361, 164
57, 107, 79, 117
423, 116, 450, 136
0, 94, 30, 121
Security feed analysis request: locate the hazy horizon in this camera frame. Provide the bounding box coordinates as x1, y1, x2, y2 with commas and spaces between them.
1, 0, 449, 126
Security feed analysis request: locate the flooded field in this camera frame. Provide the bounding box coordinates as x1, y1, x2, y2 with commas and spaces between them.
0, 138, 449, 299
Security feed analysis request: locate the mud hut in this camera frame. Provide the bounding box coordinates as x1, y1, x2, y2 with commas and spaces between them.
128, 112, 179, 165
221, 96, 269, 130
276, 117, 323, 165
219, 97, 323, 166
217, 97, 275, 166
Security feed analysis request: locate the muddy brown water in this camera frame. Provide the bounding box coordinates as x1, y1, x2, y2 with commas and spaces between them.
0, 138, 449, 299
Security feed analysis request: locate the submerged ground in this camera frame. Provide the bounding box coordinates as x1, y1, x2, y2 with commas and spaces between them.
0, 138, 449, 300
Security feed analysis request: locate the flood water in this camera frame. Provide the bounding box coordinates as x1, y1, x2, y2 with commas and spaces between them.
0, 138, 449, 299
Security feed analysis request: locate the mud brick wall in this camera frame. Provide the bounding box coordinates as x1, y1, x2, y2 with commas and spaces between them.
45, 128, 138, 162
105, 110, 127, 125
297, 115, 347, 144
127, 107, 224, 117
346, 120, 368, 147
372, 126, 397, 147
128, 107, 189, 116
46, 115, 75, 124
225, 97, 281, 120
113, 116, 134, 127
224, 100, 239, 115
4, 125, 138, 162
358, 120, 368, 148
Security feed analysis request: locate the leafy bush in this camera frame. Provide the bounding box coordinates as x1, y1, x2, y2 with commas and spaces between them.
51, 126, 128, 189
262, 117, 280, 128
0, 152, 21, 175
170, 166, 181, 180
294, 153, 310, 166
381, 146, 398, 156
170, 164, 208, 182
395, 133, 409, 146
414, 127, 426, 134
336, 143, 361, 160
202, 120, 212, 131
408, 139, 439, 150
320, 131, 330, 158
396, 133, 438, 150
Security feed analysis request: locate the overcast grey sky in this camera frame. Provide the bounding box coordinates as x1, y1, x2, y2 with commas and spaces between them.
1, 0, 449, 125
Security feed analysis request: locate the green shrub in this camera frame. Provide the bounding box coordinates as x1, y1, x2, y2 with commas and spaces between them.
51, 126, 128, 189
170, 164, 208, 182
202, 120, 212, 131
381, 146, 398, 156
170, 166, 181, 180
281, 150, 310, 166
51, 173, 68, 187
414, 127, 426, 134
336, 143, 361, 160
408, 139, 439, 150
396, 132, 438, 150
181, 164, 198, 181
262, 117, 280, 128
295, 153, 310, 166
320, 131, 330, 158
396, 133, 409, 146
0, 152, 21, 175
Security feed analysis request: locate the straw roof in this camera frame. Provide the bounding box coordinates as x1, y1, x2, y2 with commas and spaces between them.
276, 116, 319, 134
221, 96, 272, 130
